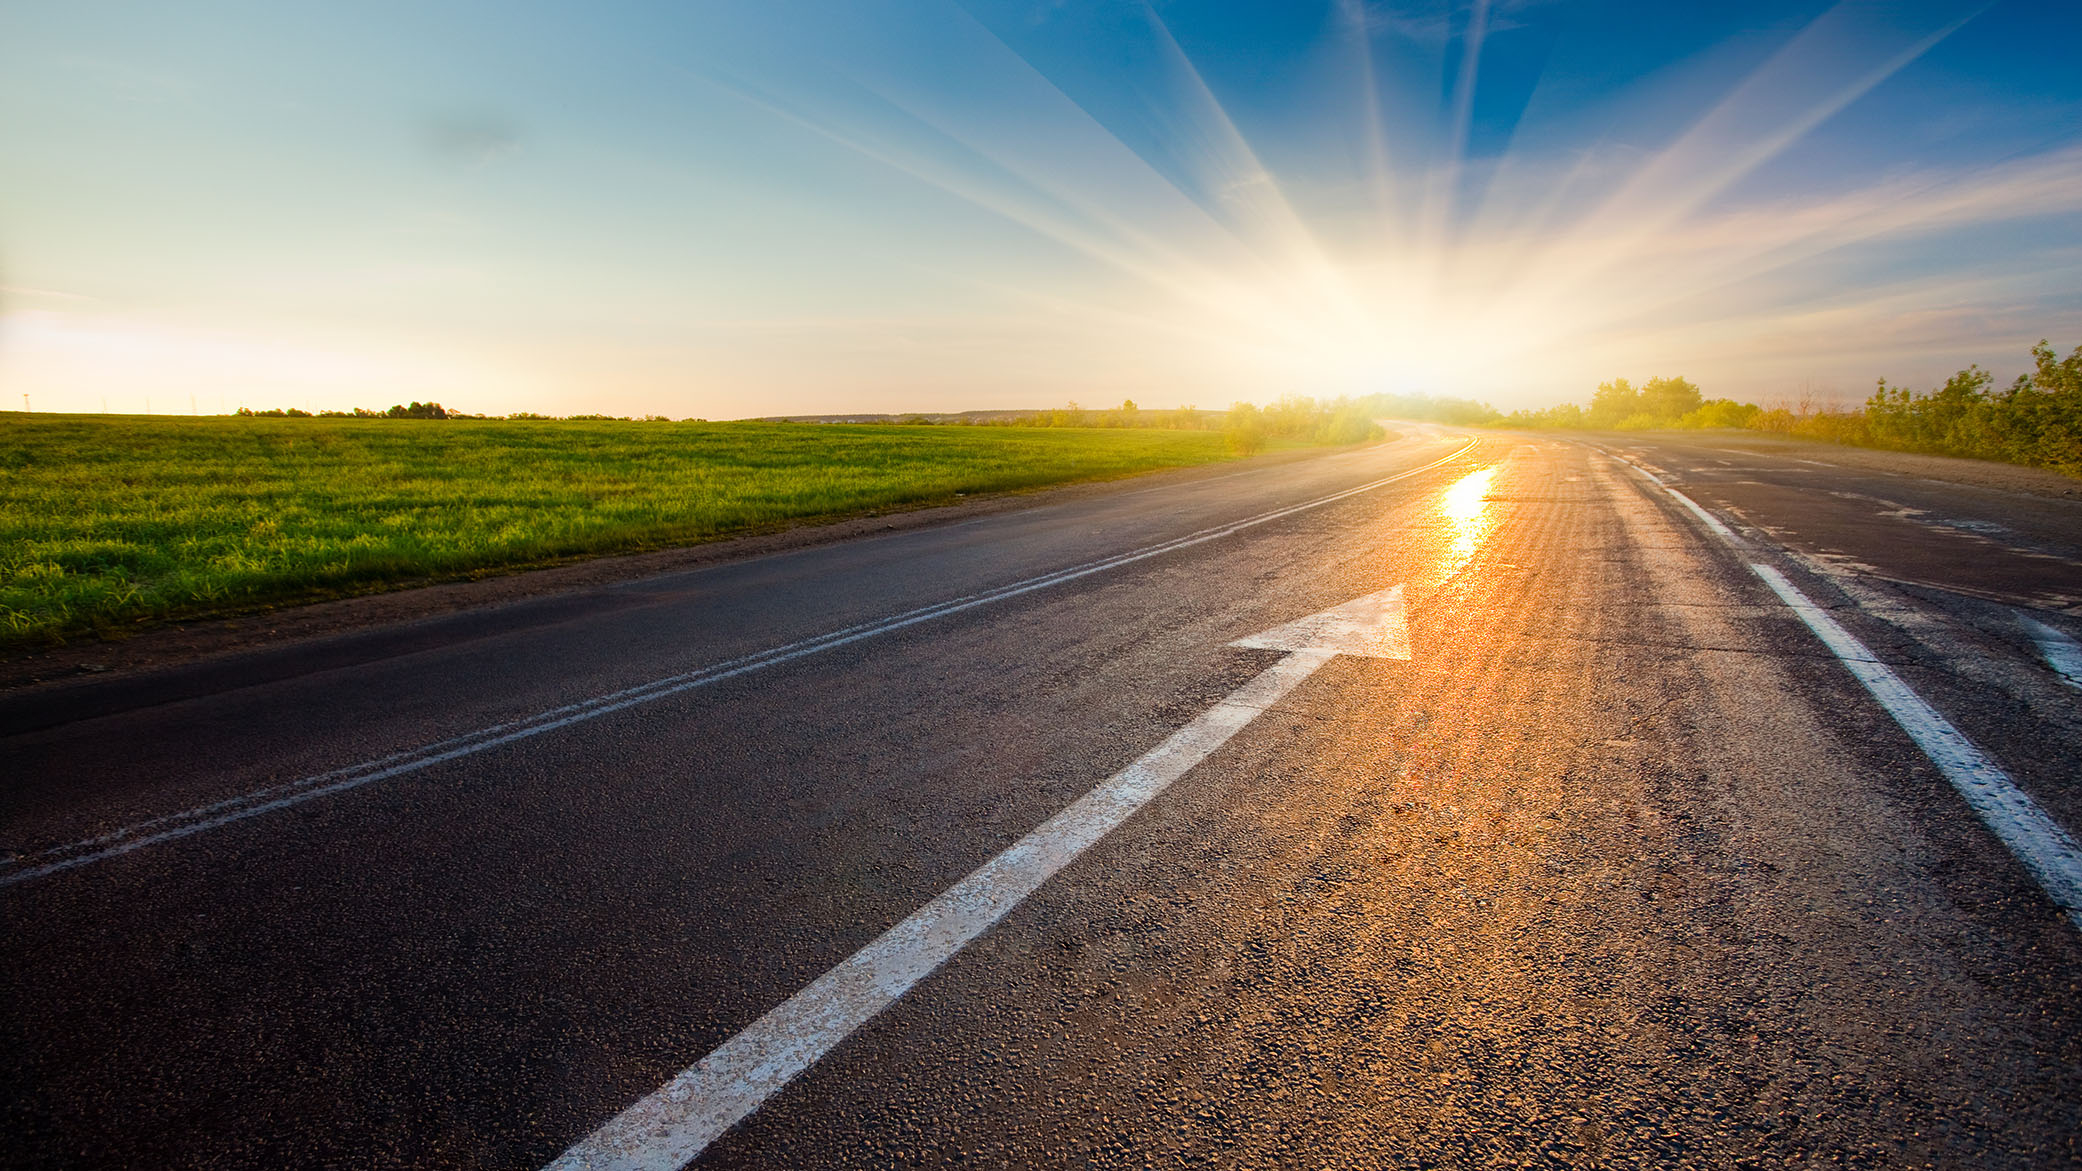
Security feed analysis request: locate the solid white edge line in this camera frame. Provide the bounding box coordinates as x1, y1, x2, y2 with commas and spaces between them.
1750, 566, 2082, 930
544, 648, 1338, 1171
1594, 441, 2082, 931
2, 440, 1476, 888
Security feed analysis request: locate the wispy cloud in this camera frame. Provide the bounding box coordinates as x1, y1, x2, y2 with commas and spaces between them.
1359, 0, 1549, 45
422, 111, 523, 164
0, 285, 94, 302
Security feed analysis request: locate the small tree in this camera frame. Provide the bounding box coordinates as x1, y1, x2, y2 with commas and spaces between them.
1588, 378, 1639, 427
1224, 402, 1266, 453
384, 401, 449, 419
1641, 376, 1703, 420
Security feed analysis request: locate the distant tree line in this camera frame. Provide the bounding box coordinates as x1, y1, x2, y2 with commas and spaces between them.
1500, 341, 2082, 477
231, 403, 707, 422
937, 397, 1383, 453
1502, 375, 1740, 431
980, 400, 1215, 431
1221, 398, 1383, 452
220, 394, 1398, 456
239, 401, 454, 419
1355, 391, 1502, 426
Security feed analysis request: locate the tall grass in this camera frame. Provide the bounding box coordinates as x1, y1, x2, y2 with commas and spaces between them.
0, 417, 1245, 647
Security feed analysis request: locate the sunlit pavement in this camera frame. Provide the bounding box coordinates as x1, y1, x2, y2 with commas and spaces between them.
4, 430, 2079, 1168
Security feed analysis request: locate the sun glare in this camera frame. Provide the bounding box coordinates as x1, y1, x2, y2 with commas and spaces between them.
1441, 465, 1498, 570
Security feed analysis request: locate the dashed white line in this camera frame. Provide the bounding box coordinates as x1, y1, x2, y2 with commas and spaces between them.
1659, 484, 1741, 544
1599, 443, 2082, 931
1753, 566, 2082, 929
2017, 612, 2082, 690
1595, 450, 1742, 543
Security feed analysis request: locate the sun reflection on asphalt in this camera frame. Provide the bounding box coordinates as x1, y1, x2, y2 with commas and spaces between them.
1441, 466, 1499, 573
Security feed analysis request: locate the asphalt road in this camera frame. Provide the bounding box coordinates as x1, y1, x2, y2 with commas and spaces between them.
4, 429, 2080, 1168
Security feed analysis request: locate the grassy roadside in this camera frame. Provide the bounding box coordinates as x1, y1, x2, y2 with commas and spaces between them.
1494, 341, 2081, 478
0, 416, 1276, 648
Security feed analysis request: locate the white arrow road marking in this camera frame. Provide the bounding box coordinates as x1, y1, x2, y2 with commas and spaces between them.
2, 446, 1470, 890
1230, 584, 1410, 659
545, 586, 1412, 1171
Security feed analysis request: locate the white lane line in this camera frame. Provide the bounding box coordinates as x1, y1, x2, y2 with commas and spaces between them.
1596, 442, 2082, 930
2017, 612, 2082, 690
1660, 484, 1741, 544
547, 647, 1343, 1171
1, 441, 1474, 889
553, 587, 1410, 1169
1597, 450, 1742, 544
1752, 567, 2082, 929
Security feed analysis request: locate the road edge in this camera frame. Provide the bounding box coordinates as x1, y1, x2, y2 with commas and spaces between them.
1, 440, 1405, 698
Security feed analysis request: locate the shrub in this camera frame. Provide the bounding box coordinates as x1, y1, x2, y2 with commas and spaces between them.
1504, 341, 2077, 476
1679, 399, 1761, 429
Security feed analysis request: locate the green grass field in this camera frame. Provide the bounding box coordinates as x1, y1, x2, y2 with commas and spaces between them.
0, 415, 1249, 648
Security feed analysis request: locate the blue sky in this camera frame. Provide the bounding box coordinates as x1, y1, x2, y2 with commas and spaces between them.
3, 0, 2077, 416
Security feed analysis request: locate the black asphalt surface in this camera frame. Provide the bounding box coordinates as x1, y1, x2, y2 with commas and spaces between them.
4, 429, 2080, 1168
